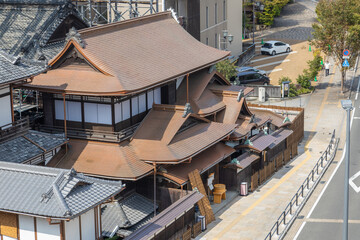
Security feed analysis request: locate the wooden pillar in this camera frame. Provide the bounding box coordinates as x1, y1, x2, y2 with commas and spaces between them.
34, 217, 38, 240
153, 162, 157, 217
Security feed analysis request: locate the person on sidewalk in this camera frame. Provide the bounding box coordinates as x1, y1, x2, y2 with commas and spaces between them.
324, 61, 330, 76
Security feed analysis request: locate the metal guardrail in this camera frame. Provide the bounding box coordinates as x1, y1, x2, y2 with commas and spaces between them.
264, 129, 339, 240
237, 44, 256, 67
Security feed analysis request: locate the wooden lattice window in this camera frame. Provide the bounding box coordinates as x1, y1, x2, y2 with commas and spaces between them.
0, 212, 18, 239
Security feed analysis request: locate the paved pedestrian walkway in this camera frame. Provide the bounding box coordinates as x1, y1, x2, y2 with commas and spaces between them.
197, 61, 350, 239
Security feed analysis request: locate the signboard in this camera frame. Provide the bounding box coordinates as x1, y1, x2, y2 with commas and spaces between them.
343, 49, 350, 59
207, 173, 214, 191
343, 59, 350, 68
343, 49, 350, 56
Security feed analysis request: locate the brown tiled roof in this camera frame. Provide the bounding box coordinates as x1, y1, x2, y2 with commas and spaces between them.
269, 128, 293, 148
52, 139, 153, 180
130, 108, 237, 163
25, 12, 230, 95
248, 132, 277, 152
176, 69, 227, 116
250, 108, 286, 127
158, 143, 235, 185
231, 117, 256, 140
209, 84, 254, 97
225, 152, 260, 169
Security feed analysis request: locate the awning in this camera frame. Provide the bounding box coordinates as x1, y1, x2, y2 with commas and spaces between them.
225, 152, 260, 169
158, 143, 235, 185
126, 191, 203, 240
249, 133, 277, 152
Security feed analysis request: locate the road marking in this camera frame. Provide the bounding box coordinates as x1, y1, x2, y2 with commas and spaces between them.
306, 76, 357, 219
213, 63, 335, 240
349, 171, 360, 193
266, 68, 283, 74
250, 51, 297, 63
294, 222, 307, 240
356, 77, 360, 100
353, 117, 360, 120
253, 59, 291, 69
306, 218, 360, 224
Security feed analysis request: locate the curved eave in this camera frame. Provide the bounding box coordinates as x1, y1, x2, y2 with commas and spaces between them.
142, 128, 236, 164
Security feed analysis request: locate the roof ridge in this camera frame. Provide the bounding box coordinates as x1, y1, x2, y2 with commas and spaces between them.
0, 162, 59, 176
78, 11, 172, 36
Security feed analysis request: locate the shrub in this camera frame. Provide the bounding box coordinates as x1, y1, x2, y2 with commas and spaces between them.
259, 0, 291, 26
296, 73, 311, 89
215, 59, 237, 81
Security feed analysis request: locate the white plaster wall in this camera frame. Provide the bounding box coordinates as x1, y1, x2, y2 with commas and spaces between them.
81, 209, 95, 240
2, 236, 17, 240
36, 217, 60, 240
65, 217, 80, 240
0, 87, 12, 127
19, 215, 36, 240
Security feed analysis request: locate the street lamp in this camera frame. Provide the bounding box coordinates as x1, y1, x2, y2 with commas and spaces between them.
221, 30, 234, 50
341, 99, 353, 240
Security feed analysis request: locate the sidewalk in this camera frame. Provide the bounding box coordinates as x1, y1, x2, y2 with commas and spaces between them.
197, 62, 349, 239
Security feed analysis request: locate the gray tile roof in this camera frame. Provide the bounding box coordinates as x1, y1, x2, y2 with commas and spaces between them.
0, 130, 66, 164
0, 2, 81, 57
0, 50, 46, 85
101, 193, 156, 238
0, 161, 123, 219
0, 1, 86, 84
127, 191, 203, 240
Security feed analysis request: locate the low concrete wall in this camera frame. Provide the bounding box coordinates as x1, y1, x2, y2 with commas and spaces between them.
245, 85, 282, 98
237, 44, 256, 67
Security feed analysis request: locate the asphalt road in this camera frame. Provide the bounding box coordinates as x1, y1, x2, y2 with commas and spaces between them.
294, 77, 360, 240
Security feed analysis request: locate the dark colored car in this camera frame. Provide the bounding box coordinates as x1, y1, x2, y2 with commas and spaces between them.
230, 71, 270, 85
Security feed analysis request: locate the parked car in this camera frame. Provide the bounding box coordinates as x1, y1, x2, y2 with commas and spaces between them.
236, 66, 267, 76
230, 71, 270, 85
261, 41, 291, 55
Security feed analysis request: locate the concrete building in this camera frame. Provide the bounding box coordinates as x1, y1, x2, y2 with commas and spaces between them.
165, 0, 243, 56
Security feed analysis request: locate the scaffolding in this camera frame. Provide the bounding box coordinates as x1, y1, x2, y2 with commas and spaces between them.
72, 0, 160, 26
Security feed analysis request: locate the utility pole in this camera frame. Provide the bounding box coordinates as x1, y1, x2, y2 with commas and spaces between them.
252, 0, 255, 44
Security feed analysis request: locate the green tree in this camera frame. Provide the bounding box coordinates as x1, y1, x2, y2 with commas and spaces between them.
216, 59, 237, 81
311, 0, 360, 92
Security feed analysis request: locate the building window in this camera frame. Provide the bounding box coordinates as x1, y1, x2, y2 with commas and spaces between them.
223, 0, 226, 20
215, 34, 218, 49
206, 6, 209, 28
206, 38, 209, 45
215, 3, 218, 24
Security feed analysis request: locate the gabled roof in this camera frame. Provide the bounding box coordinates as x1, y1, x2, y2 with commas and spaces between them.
25, 12, 230, 95
0, 130, 67, 164
176, 69, 229, 116
51, 139, 153, 181
241, 132, 277, 152
250, 108, 287, 128
0, 0, 86, 58
130, 106, 237, 163
0, 161, 123, 219
102, 193, 156, 238
158, 143, 235, 185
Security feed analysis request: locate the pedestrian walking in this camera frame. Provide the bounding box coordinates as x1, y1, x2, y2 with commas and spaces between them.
324, 61, 330, 76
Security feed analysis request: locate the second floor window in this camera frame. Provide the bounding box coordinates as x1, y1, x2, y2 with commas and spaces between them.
215, 34, 218, 49
206, 6, 209, 28
223, 0, 226, 20
215, 3, 218, 24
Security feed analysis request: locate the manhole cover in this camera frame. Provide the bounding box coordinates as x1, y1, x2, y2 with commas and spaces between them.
320, 181, 326, 184
338, 148, 343, 151
298, 215, 305, 219
333, 161, 338, 164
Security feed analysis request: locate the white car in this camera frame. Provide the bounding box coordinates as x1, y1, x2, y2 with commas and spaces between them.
261, 41, 291, 56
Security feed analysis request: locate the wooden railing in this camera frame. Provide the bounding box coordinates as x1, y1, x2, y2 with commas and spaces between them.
38, 123, 140, 143
0, 117, 30, 142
